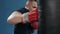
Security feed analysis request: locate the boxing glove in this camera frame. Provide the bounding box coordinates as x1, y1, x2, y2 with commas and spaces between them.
31, 21, 39, 29
22, 8, 38, 23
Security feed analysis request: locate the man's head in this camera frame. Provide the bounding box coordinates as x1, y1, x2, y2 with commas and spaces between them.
25, 0, 37, 11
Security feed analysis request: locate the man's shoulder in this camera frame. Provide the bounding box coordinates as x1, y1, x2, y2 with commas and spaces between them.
17, 8, 25, 11
16, 8, 29, 14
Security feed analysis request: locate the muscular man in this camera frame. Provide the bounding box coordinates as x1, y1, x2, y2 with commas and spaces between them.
7, 0, 38, 34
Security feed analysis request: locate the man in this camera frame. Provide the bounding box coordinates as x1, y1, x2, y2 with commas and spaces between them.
7, 0, 38, 34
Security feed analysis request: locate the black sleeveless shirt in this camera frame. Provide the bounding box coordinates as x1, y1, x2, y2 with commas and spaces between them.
14, 8, 33, 34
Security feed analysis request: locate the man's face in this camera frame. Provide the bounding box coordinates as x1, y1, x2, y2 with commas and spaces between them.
29, 1, 37, 11
32, 1, 37, 9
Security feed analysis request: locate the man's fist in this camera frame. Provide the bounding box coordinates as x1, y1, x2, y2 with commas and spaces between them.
28, 9, 38, 22
31, 22, 39, 29
22, 9, 38, 23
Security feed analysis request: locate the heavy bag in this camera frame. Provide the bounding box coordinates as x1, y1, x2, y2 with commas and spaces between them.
38, 0, 60, 34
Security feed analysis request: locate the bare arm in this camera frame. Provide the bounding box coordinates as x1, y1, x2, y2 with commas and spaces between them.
7, 11, 22, 24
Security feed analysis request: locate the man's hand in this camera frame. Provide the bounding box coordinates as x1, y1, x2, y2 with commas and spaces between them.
28, 9, 38, 22
31, 22, 39, 29
22, 9, 38, 23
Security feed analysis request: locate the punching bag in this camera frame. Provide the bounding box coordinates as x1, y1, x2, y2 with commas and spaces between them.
37, 0, 60, 34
